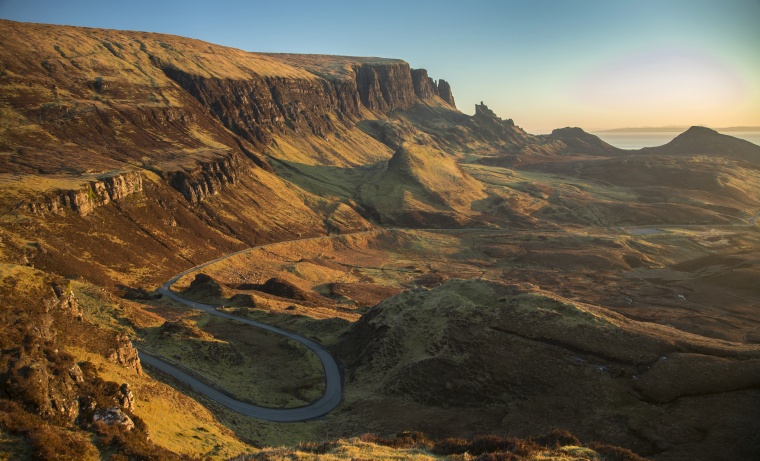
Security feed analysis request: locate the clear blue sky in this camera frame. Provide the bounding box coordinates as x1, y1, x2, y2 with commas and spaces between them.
1, 0, 758, 133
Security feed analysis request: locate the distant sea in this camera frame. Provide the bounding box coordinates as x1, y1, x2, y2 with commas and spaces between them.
593, 131, 760, 150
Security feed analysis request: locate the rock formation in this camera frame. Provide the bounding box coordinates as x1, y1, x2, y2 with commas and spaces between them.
108, 334, 142, 375
27, 171, 143, 216
436, 79, 455, 107
93, 407, 135, 432
118, 383, 135, 412
164, 152, 243, 203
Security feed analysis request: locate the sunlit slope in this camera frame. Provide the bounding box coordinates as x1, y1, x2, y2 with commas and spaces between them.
359, 144, 487, 226
336, 279, 760, 460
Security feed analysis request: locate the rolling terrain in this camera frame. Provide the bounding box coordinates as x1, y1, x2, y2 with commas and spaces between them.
1, 19, 759, 461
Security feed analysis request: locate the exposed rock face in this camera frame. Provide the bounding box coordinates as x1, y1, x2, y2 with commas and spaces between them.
162, 67, 352, 148
163, 58, 449, 152
436, 79, 455, 107
474, 102, 513, 126
0, 345, 82, 424
118, 383, 135, 412
108, 334, 142, 375
164, 152, 243, 203
28, 171, 143, 216
355, 62, 416, 112
411, 68, 438, 99
93, 407, 134, 432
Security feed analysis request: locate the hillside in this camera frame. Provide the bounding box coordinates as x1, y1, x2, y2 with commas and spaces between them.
640, 126, 760, 164
336, 279, 760, 460
1, 19, 760, 461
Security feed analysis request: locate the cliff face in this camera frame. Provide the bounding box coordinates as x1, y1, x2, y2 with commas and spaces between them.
410, 69, 456, 108
163, 60, 449, 150
436, 79, 455, 107
163, 152, 243, 203
28, 171, 143, 216
161, 67, 355, 148
355, 62, 417, 112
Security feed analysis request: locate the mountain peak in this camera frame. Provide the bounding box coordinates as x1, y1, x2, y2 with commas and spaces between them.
681, 125, 719, 136
548, 126, 621, 154
645, 126, 760, 163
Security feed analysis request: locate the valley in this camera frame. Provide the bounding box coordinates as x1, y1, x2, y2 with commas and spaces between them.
1, 18, 759, 461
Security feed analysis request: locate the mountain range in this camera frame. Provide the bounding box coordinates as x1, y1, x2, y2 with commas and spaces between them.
1, 19, 759, 461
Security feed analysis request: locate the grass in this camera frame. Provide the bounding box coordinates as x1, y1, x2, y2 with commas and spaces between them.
0, 428, 32, 460
138, 309, 326, 408
72, 346, 252, 459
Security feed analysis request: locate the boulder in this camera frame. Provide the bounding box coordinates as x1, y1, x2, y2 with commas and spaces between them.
93, 407, 134, 432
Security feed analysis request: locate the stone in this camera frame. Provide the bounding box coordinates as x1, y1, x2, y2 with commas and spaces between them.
118, 383, 135, 412
93, 407, 134, 432
108, 333, 142, 375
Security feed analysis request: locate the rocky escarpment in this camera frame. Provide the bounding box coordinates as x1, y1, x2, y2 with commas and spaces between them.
27, 171, 143, 216
355, 62, 417, 112
163, 151, 243, 203
410, 69, 456, 107
161, 66, 355, 148
161, 58, 455, 150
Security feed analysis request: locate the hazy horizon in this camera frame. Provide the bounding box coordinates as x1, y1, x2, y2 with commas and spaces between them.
1, 0, 758, 133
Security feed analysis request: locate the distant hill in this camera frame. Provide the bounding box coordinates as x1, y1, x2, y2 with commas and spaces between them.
600, 125, 760, 133
546, 126, 622, 155
641, 126, 760, 164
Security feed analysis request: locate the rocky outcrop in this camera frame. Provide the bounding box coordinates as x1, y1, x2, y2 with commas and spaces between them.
162, 67, 353, 147
118, 383, 135, 412
162, 58, 453, 151
410, 70, 456, 108
93, 407, 134, 432
411, 68, 438, 99
27, 171, 143, 216
164, 152, 242, 203
437, 79, 455, 107
354, 62, 416, 112
108, 334, 142, 375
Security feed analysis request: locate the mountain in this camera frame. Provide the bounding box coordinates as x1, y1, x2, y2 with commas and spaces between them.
640, 126, 760, 164
1, 19, 759, 461
600, 125, 760, 133
547, 127, 623, 155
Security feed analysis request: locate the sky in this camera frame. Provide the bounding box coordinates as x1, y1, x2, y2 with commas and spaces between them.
1, 0, 758, 133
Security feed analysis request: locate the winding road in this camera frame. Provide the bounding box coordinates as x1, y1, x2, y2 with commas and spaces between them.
137, 211, 759, 422
137, 235, 350, 422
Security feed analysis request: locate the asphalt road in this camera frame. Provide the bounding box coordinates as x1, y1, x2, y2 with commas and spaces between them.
136, 212, 760, 421
137, 234, 349, 422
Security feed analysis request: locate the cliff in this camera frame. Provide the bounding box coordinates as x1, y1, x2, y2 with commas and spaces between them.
162, 152, 243, 203
27, 171, 143, 215
162, 56, 456, 150
410, 69, 456, 107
